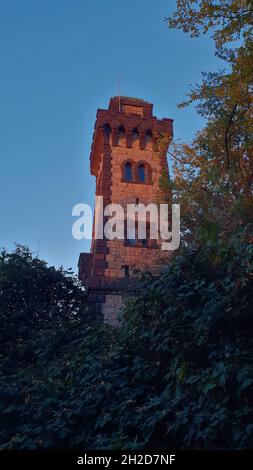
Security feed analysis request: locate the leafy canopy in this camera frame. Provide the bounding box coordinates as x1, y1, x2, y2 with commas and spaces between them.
0, 245, 87, 362
1, 230, 253, 449
162, 0, 253, 247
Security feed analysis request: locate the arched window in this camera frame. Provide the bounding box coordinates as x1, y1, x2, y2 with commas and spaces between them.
145, 129, 153, 148
103, 123, 111, 144
118, 125, 125, 146
138, 163, 146, 182
132, 128, 139, 147
124, 162, 133, 181
103, 123, 111, 137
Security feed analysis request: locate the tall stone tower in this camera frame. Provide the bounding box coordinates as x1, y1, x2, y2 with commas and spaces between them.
78, 96, 173, 323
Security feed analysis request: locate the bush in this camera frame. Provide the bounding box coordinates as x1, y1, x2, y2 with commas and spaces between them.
1, 229, 252, 449
0, 245, 87, 365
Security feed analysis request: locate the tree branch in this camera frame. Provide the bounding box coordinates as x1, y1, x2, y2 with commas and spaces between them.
224, 103, 238, 169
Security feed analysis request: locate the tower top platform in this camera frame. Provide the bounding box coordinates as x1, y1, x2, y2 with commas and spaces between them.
90, 96, 173, 176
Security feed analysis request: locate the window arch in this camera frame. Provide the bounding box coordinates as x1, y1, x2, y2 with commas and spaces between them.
132, 127, 139, 148
103, 123, 111, 137
137, 163, 146, 182
124, 162, 133, 181
122, 160, 152, 184
145, 129, 153, 148
103, 123, 111, 144
118, 125, 126, 146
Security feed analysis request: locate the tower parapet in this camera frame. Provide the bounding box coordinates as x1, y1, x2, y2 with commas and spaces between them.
79, 96, 173, 323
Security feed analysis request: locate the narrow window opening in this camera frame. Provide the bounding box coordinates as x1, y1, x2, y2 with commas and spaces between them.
138, 164, 146, 182
145, 130, 153, 148
124, 162, 133, 181
140, 223, 150, 246
132, 128, 139, 147
118, 125, 125, 145
127, 237, 137, 246
122, 265, 130, 277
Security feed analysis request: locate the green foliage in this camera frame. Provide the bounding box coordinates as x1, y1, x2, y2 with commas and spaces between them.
1, 230, 252, 449
0, 245, 87, 364
1, 1, 252, 452
164, 0, 253, 244
166, 1, 253, 50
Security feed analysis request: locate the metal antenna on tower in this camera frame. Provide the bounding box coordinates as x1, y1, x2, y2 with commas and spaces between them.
118, 73, 121, 112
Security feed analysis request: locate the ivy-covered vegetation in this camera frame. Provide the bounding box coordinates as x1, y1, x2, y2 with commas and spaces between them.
0, 245, 87, 364
1, 229, 253, 449
1, 0, 252, 450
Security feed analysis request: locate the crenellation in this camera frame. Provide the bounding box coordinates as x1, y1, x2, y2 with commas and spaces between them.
79, 96, 173, 324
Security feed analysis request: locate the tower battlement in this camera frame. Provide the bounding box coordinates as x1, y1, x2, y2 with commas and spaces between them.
79, 96, 173, 324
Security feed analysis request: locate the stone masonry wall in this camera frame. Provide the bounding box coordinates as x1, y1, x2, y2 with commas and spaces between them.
79, 96, 174, 325
104, 135, 170, 278
101, 293, 124, 325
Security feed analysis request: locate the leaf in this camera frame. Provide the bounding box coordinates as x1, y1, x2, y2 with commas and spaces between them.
241, 378, 253, 390
203, 383, 216, 393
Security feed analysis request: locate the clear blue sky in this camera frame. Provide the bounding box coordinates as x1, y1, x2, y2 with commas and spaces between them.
0, 0, 222, 272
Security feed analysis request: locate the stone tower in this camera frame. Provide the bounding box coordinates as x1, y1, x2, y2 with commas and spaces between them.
78, 96, 173, 323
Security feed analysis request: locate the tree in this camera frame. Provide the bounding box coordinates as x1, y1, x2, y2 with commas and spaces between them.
163, 0, 253, 246
1, 232, 253, 450
0, 245, 87, 361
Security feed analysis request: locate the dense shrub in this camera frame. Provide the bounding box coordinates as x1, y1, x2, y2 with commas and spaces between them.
0, 245, 87, 365
1, 229, 252, 449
